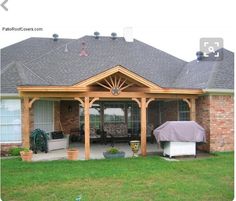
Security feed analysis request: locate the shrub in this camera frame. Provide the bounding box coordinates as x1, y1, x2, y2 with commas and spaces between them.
106, 147, 119, 154
9, 147, 25, 156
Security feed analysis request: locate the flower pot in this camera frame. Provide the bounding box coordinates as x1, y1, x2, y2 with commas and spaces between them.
67, 149, 79, 160
20, 150, 33, 162
130, 140, 140, 157
103, 151, 125, 159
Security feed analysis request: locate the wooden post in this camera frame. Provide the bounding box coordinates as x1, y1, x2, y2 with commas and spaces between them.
22, 97, 30, 148
190, 98, 196, 121
141, 97, 147, 156
84, 97, 90, 160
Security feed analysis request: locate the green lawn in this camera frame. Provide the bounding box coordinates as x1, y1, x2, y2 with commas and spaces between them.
1, 152, 234, 201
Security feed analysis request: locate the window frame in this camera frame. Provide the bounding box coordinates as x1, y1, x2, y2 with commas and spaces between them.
0, 98, 22, 143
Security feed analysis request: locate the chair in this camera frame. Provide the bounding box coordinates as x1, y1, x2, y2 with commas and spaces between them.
90, 128, 101, 143
47, 131, 69, 151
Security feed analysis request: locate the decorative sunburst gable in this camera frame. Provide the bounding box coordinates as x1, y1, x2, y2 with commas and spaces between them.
73, 65, 162, 95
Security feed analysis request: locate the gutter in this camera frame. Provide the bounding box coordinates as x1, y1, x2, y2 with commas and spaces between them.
0, 93, 20, 98
203, 88, 234, 95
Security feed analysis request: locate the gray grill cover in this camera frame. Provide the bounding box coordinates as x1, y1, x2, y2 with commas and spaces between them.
153, 121, 206, 142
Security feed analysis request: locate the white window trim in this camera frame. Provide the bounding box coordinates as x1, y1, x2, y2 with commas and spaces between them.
0, 99, 22, 143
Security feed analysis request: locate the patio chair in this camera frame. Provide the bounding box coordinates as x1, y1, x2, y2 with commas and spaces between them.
47, 131, 69, 151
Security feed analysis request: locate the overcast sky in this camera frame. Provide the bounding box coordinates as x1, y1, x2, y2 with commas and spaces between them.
0, 0, 235, 61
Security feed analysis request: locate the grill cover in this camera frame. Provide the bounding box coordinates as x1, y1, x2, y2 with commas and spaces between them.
153, 121, 206, 142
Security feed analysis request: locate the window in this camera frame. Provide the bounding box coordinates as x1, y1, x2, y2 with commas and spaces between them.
127, 102, 140, 133
178, 101, 190, 121
33, 101, 54, 132
0, 99, 21, 142
79, 103, 101, 129
104, 103, 125, 123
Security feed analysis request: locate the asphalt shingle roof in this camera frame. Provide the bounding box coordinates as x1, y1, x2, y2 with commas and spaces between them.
0, 36, 234, 93
173, 49, 234, 89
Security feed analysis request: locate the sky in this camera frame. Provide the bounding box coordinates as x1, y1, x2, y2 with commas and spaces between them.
0, 0, 235, 61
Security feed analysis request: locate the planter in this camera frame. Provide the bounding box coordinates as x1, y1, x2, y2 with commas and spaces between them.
67, 149, 79, 160
20, 150, 33, 162
130, 140, 140, 157
103, 151, 125, 159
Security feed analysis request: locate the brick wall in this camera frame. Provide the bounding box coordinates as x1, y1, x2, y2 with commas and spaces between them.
209, 95, 234, 151
60, 101, 80, 134
196, 95, 234, 152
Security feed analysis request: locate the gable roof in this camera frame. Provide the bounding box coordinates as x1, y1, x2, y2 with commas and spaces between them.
1, 36, 234, 94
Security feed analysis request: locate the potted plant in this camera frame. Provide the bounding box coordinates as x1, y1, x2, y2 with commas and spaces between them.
67, 148, 79, 160
130, 140, 140, 157
103, 147, 125, 159
20, 148, 33, 162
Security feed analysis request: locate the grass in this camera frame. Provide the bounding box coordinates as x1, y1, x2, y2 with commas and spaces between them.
0, 152, 234, 201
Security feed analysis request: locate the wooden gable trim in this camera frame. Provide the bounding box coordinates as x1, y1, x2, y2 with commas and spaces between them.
72, 65, 162, 90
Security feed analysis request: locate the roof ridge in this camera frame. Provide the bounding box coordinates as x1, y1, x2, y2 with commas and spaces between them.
134, 38, 187, 63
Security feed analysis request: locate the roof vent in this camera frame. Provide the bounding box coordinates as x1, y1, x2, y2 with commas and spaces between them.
123, 27, 133, 42
94, 31, 100, 39
64, 44, 68, 53
111, 32, 117, 40
52, 33, 59, 41
196, 51, 204, 61
79, 42, 88, 57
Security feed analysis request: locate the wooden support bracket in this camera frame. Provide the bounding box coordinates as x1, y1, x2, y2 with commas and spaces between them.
74, 97, 84, 107
89, 97, 99, 108
29, 98, 39, 108
183, 98, 191, 109
132, 98, 141, 108
146, 98, 155, 108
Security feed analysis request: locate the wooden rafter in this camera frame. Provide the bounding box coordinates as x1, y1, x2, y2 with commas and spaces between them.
96, 82, 110, 90
96, 75, 135, 95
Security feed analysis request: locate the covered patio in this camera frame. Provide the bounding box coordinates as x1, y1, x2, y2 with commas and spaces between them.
32, 142, 161, 161
18, 66, 202, 160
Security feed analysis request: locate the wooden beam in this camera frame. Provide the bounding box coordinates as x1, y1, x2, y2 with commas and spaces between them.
84, 97, 90, 160
22, 97, 30, 148
120, 83, 134, 91
20, 91, 199, 99
89, 97, 99, 108
183, 98, 191, 109
146, 98, 155, 108
96, 82, 110, 90
104, 78, 113, 88
132, 98, 141, 108
28, 98, 39, 108
74, 97, 84, 107
141, 98, 147, 156
190, 98, 196, 121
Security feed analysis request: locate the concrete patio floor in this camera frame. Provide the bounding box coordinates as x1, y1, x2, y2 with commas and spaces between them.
32, 142, 162, 161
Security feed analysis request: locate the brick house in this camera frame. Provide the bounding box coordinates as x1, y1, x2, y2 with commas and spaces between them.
0, 34, 234, 159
